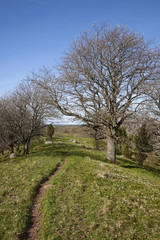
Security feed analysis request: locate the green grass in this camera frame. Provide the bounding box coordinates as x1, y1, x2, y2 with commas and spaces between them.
0, 136, 160, 239
40, 139, 160, 240
0, 139, 68, 240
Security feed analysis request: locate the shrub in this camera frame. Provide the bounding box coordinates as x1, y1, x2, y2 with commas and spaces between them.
134, 124, 153, 165
121, 143, 132, 158
46, 124, 55, 140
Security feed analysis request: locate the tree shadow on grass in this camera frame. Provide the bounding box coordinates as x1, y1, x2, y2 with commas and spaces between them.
70, 145, 160, 179
116, 156, 160, 178
70, 145, 107, 162
30, 139, 160, 180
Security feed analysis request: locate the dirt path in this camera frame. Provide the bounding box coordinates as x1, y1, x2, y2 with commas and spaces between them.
26, 159, 67, 240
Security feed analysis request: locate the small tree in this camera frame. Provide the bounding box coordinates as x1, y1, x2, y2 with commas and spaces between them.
85, 122, 105, 150
135, 124, 153, 165
121, 143, 132, 158
116, 126, 127, 154
46, 124, 55, 141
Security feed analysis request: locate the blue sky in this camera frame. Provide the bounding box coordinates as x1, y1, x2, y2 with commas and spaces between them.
0, 0, 160, 96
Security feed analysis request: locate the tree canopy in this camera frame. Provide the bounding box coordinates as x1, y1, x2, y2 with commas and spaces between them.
33, 23, 160, 163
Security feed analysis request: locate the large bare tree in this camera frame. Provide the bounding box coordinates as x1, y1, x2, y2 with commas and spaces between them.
34, 23, 160, 163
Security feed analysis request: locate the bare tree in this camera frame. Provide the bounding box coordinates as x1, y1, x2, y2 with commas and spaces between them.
10, 80, 46, 155
144, 78, 160, 117
0, 121, 9, 155
0, 97, 20, 154
140, 79, 160, 151
33, 23, 160, 163
0, 80, 47, 156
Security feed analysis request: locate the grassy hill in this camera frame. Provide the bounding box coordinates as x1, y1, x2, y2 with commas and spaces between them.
0, 136, 160, 239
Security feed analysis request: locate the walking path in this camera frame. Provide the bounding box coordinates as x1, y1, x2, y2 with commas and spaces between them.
27, 159, 68, 240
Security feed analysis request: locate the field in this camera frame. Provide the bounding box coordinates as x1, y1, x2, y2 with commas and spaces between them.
0, 135, 160, 240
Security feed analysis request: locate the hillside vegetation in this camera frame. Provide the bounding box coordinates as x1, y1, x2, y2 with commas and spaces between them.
0, 136, 160, 240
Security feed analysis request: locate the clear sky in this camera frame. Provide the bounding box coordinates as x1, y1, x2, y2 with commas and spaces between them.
1, 0, 160, 96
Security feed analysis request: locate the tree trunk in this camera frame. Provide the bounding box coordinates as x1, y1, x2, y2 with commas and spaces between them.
23, 142, 26, 155
106, 136, 116, 163
95, 139, 99, 150
16, 144, 20, 151
23, 139, 30, 155
95, 130, 100, 150
26, 140, 30, 155
10, 144, 14, 154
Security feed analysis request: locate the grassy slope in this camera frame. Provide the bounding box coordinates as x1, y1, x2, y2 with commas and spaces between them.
40, 138, 160, 240
0, 140, 67, 240
0, 137, 160, 240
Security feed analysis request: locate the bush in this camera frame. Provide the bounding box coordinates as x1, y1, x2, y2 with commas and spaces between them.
46, 124, 55, 140
121, 143, 132, 158
134, 124, 153, 165
116, 144, 122, 155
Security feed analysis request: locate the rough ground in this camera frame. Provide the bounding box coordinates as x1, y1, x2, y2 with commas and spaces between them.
27, 159, 67, 240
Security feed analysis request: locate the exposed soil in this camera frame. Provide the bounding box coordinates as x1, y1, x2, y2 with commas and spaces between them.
26, 159, 67, 240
